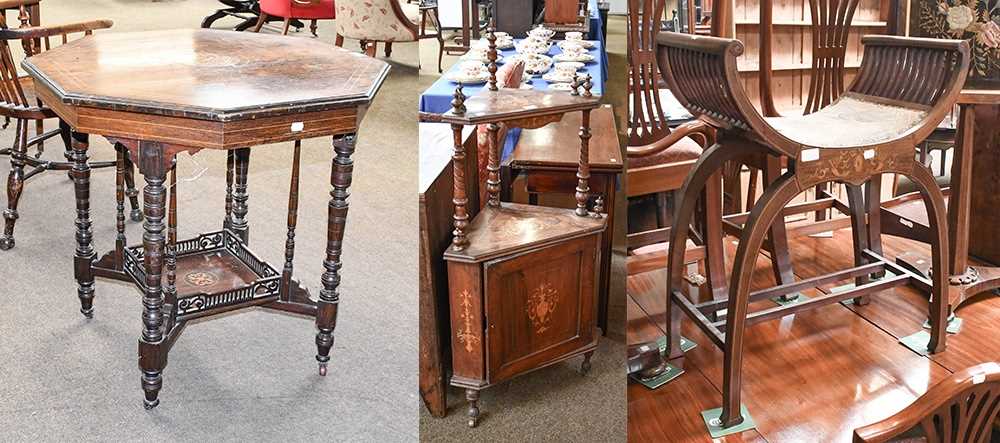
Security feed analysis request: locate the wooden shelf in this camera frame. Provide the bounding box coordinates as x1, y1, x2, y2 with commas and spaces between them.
737, 60, 862, 72
735, 19, 887, 27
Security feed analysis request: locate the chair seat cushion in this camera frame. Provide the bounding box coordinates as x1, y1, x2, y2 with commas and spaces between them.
765, 95, 928, 148
628, 135, 703, 169
260, 0, 336, 19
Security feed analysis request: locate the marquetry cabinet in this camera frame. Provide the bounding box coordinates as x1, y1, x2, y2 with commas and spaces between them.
429, 33, 606, 427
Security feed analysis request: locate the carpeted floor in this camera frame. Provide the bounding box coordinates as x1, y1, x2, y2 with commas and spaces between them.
416, 17, 628, 443
0, 1, 419, 441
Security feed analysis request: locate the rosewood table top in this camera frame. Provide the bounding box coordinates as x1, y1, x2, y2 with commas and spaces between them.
22, 29, 389, 149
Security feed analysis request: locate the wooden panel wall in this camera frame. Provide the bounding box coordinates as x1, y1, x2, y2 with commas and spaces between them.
731, 0, 888, 114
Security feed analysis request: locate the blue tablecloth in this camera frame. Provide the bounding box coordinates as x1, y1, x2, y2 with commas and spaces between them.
419, 38, 606, 160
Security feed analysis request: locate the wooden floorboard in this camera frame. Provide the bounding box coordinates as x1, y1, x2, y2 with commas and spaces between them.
626, 228, 996, 442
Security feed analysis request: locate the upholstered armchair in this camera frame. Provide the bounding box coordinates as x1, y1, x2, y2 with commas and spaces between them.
253, 0, 336, 36
335, 0, 419, 58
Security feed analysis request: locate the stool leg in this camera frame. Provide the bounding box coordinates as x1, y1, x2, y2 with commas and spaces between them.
1, 119, 26, 250
666, 142, 762, 359
71, 131, 96, 317
846, 183, 871, 306
722, 171, 801, 428
316, 134, 356, 376
703, 171, 728, 302
903, 165, 950, 353
136, 140, 171, 410
762, 156, 796, 293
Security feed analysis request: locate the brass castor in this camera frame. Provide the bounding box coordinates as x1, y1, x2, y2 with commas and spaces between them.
318, 363, 328, 377
581, 351, 594, 375
143, 399, 159, 410
466, 389, 480, 428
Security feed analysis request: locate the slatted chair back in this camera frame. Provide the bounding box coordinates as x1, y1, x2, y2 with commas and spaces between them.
627, 0, 673, 147
854, 362, 1000, 443
0, 18, 112, 114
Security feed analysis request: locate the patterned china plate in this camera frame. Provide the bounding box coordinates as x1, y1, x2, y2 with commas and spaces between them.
446, 71, 491, 84
553, 53, 596, 63
509, 53, 553, 74
542, 71, 576, 83
549, 83, 574, 91
558, 40, 595, 49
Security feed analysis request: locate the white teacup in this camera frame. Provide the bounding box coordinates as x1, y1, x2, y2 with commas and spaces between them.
565, 31, 584, 41
560, 43, 588, 56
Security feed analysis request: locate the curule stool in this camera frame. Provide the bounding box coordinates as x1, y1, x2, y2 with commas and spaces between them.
656, 32, 969, 435
428, 29, 606, 428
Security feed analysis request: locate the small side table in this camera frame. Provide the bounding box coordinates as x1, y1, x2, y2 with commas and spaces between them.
505, 104, 622, 334
24, 29, 389, 409
881, 88, 1000, 309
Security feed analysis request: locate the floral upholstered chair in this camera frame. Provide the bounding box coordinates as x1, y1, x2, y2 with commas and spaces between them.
335, 0, 419, 58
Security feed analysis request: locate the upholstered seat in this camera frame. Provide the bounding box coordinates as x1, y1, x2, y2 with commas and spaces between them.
764, 94, 928, 148
628, 135, 702, 168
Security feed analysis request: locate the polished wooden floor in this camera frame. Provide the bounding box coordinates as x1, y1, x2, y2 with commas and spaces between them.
627, 227, 1000, 442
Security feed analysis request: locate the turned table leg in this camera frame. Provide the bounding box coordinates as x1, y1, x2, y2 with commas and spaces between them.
136, 140, 172, 409
316, 134, 355, 376
71, 131, 96, 317
231, 147, 251, 243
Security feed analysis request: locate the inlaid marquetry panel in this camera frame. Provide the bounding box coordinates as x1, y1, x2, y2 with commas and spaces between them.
484, 234, 599, 383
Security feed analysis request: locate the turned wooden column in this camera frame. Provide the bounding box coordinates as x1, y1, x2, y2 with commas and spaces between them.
231, 147, 251, 243
136, 140, 172, 410
281, 140, 302, 301
316, 133, 356, 376
71, 131, 96, 318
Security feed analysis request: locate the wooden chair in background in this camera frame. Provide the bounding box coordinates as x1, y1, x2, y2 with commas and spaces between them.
252, 0, 335, 36
853, 362, 1000, 443
0, 4, 139, 250
657, 31, 967, 431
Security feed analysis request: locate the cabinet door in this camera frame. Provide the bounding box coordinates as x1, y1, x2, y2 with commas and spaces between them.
484, 234, 598, 383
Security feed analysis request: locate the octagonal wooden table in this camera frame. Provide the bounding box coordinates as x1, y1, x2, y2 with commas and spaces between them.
22, 28, 389, 409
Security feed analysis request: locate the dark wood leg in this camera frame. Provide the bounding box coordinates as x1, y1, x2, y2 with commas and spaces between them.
335, 33, 344, 47
224, 149, 235, 231
231, 147, 250, 243
124, 152, 142, 222
316, 134, 356, 376
846, 183, 872, 306
309, 19, 318, 37
281, 17, 292, 35
762, 155, 796, 295
71, 131, 96, 317
60, 119, 72, 180
1, 119, 26, 250
947, 104, 974, 279
115, 144, 128, 267
722, 171, 800, 427
281, 140, 302, 300
581, 350, 594, 374
364, 42, 376, 57
904, 164, 950, 353
252, 12, 268, 32
384, 41, 393, 57
466, 388, 480, 428
666, 142, 765, 359
164, 165, 178, 333
704, 171, 728, 302
136, 141, 171, 410
655, 191, 671, 228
